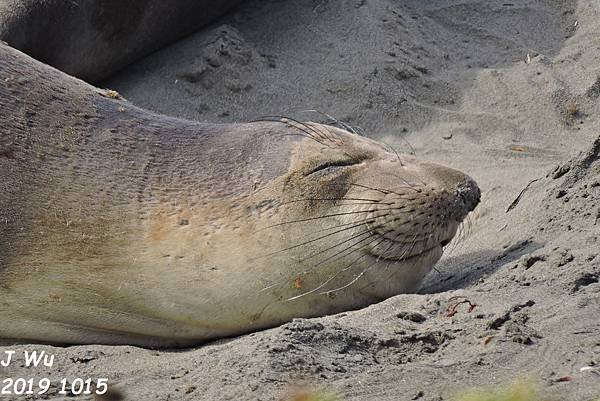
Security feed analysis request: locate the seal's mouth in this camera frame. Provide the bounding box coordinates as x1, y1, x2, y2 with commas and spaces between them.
366, 221, 460, 263
366, 242, 442, 264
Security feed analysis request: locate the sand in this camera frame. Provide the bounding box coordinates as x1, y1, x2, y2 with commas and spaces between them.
2, 0, 599, 400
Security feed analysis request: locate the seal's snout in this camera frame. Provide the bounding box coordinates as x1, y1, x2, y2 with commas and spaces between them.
418, 161, 480, 222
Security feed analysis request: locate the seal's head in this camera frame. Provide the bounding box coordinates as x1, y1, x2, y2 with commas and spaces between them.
237, 118, 480, 307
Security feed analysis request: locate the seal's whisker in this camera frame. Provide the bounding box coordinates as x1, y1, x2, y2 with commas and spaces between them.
321, 227, 410, 296
349, 182, 392, 195
254, 116, 336, 148
298, 223, 381, 263
254, 210, 381, 232
399, 137, 416, 156
261, 228, 386, 294
381, 172, 427, 190
324, 182, 417, 199
303, 224, 395, 266
324, 185, 380, 196
251, 219, 378, 260
289, 222, 401, 299
458, 219, 467, 245
257, 204, 423, 233
279, 116, 335, 144
322, 261, 378, 295
348, 182, 419, 199
379, 229, 410, 269
467, 213, 473, 238
426, 231, 436, 251
448, 214, 472, 256
391, 145, 404, 166
381, 140, 404, 166
253, 116, 318, 141
376, 233, 422, 288
288, 234, 387, 301
300, 109, 358, 135
281, 197, 384, 205
290, 124, 331, 147
444, 222, 463, 257
380, 234, 423, 287
304, 215, 383, 235
389, 186, 426, 194
257, 116, 354, 156
317, 206, 428, 227
383, 215, 419, 228
328, 202, 391, 207
288, 185, 417, 203
293, 118, 332, 142
275, 133, 324, 141
381, 234, 420, 272
314, 124, 344, 146
457, 220, 467, 246
377, 227, 408, 260
293, 230, 393, 289
387, 232, 419, 262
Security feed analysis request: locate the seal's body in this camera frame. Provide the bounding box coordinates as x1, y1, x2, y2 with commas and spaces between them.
0, 44, 479, 347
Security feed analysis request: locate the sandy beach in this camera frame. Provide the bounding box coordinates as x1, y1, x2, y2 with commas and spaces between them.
1, 0, 599, 400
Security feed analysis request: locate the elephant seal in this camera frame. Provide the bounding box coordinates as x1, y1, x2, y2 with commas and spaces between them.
0, 0, 243, 82
0, 43, 480, 347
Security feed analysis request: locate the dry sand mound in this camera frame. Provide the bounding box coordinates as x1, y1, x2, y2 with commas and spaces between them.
2, 0, 599, 400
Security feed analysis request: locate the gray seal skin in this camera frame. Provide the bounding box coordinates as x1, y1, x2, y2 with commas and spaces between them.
0, 43, 480, 348
0, 0, 244, 82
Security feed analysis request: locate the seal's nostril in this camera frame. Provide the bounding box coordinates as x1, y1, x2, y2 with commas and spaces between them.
450, 176, 480, 221
458, 177, 481, 212
440, 239, 451, 247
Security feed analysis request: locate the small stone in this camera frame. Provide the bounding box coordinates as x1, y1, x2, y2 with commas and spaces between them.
552, 164, 571, 179
396, 311, 427, 323
520, 254, 546, 269
70, 350, 105, 363
558, 251, 574, 267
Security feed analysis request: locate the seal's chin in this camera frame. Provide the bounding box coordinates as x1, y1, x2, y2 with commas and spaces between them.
366, 243, 443, 264
366, 221, 460, 263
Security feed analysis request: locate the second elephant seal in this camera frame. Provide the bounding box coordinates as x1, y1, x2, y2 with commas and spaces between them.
0, 0, 244, 82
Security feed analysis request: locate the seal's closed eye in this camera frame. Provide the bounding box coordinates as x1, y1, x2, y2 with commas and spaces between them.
304, 159, 359, 177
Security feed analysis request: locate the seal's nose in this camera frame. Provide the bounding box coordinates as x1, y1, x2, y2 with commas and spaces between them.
452, 176, 480, 220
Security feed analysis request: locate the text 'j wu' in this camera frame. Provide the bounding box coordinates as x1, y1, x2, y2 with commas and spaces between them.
1, 351, 55, 368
